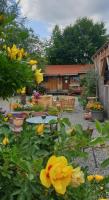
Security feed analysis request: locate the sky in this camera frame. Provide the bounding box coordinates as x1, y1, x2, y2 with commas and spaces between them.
19, 0, 109, 39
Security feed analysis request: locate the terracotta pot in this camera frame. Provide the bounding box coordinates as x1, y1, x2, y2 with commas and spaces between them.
84, 112, 92, 120
13, 117, 24, 127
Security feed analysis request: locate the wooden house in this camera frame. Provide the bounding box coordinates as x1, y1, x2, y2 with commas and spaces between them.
92, 41, 109, 117
43, 64, 93, 94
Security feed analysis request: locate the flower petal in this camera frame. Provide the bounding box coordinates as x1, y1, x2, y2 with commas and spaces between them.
40, 169, 51, 188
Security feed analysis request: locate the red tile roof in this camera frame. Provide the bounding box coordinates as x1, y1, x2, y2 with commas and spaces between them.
44, 64, 94, 76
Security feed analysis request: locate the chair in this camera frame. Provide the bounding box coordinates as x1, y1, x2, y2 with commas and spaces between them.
61, 98, 75, 111
38, 95, 53, 108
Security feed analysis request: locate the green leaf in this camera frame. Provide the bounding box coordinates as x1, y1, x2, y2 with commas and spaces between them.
90, 137, 105, 145
95, 120, 102, 133
101, 158, 109, 168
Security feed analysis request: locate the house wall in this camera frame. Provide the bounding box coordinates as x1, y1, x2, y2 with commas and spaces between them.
93, 44, 109, 117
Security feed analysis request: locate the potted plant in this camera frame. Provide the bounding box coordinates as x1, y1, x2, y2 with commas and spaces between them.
86, 101, 104, 121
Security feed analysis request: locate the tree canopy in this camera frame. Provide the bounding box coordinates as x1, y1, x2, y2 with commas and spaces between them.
0, 0, 45, 99
46, 18, 109, 64
0, 0, 45, 63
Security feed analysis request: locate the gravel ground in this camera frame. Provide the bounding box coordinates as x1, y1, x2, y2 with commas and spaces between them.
0, 96, 109, 175
62, 97, 109, 175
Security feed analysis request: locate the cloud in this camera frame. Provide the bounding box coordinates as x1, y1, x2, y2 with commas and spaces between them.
20, 0, 109, 32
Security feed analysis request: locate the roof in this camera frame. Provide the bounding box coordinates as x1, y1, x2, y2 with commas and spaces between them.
92, 41, 109, 59
44, 64, 94, 76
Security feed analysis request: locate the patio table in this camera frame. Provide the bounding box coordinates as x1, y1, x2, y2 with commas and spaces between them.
26, 115, 58, 131
26, 115, 57, 124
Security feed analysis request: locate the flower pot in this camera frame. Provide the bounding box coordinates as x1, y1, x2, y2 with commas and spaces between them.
91, 110, 104, 122
84, 112, 92, 120
13, 117, 24, 127
87, 97, 97, 103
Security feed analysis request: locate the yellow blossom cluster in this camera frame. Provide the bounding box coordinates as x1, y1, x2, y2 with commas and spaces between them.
35, 69, 43, 84
40, 155, 84, 195
17, 87, 26, 95
87, 174, 104, 182
7, 44, 27, 60
86, 101, 104, 111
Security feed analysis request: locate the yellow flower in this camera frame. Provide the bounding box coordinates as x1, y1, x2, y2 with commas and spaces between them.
87, 175, 104, 182
40, 155, 73, 195
11, 102, 21, 110
0, 15, 4, 22
36, 124, 44, 135
32, 64, 37, 71
100, 186, 104, 190
67, 127, 76, 136
87, 175, 95, 182
7, 44, 26, 60
29, 60, 38, 65
7, 113, 12, 118
71, 167, 85, 188
4, 117, 8, 122
2, 137, 9, 145
35, 69, 43, 84
21, 87, 26, 94
17, 87, 26, 94
98, 198, 109, 200
95, 175, 104, 182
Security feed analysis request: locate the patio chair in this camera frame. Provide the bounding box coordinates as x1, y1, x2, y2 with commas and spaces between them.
60, 98, 75, 111
38, 95, 53, 108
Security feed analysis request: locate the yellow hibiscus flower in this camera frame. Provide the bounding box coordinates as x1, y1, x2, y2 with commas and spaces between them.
40, 155, 73, 195
71, 167, 85, 187
35, 69, 43, 84
2, 137, 9, 145
36, 124, 44, 135
29, 60, 38, 65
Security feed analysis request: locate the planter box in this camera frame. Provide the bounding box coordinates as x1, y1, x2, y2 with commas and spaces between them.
91, 110, 104, 122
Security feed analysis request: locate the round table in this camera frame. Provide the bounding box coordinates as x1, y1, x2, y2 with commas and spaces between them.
26, 115, 57, 124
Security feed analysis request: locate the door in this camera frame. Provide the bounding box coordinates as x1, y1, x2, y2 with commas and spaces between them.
62, 76, 69, 90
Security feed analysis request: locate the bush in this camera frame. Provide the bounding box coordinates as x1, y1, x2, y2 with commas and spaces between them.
0, 52, 34, 99
0, 118, 109, 199
48, 106, 60, 116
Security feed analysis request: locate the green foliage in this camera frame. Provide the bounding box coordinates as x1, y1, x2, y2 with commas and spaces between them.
79, 69, 97, 108
14, 104, 45, 112
46, 18, 108, 64
48, 106, 60, 116
0, 52, 34, 99
0, 0, 46, 69
0, 118, 108, 199
80, 69, 97, 97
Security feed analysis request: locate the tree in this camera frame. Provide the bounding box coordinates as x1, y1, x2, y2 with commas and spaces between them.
0, 0, 44, 63
46, 25, 65, 64
46, 18, 108, 64
0, 0, 45, 99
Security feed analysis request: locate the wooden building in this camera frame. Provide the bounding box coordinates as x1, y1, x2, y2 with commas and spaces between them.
93, 41, 109, 117
43, 64, 93, 94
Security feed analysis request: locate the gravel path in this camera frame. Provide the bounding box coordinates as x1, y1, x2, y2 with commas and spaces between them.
62, 97, 109, 175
